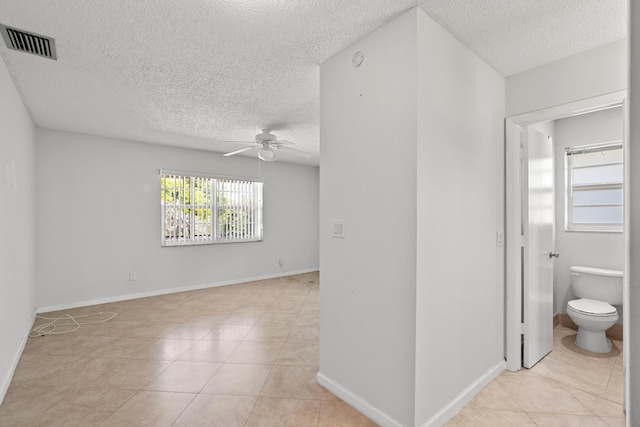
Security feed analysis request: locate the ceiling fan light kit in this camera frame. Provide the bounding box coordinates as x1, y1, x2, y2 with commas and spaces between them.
224, 129, 311, 162
258, 147, 276, 162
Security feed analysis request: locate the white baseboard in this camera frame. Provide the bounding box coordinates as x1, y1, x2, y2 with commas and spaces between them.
37, 268, 319, 314
316, 371, 404, 427
2, 271, 318, 404
420, 360, 506, 427
318, 360, 505, 427
0, 309, 37, 406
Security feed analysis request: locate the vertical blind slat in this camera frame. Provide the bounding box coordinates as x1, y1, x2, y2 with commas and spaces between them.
160, 174, 262, 245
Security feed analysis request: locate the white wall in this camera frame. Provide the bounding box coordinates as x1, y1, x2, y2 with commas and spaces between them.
0, 57, 36, 402
35, 129, 319, 309
320, 8, 505, 426
553, 107, 624, 319
415, 10, 505, 425
319, 9, 418, 426
628, 1, 639, 423
506, 39, 627, 117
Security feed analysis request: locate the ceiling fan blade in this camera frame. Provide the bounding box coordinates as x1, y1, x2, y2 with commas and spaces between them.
279, 146, 312, 158
223, 146, 256, 157
274, 139, 294, 145
224, 140, 256, 144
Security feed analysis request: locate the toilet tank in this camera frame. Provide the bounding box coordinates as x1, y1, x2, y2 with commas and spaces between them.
570, 266, 623, 305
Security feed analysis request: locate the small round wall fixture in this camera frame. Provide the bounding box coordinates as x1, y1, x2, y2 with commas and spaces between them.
352, 51, 364, 67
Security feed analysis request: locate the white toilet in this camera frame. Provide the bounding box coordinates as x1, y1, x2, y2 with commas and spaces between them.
567, 266, 623, 353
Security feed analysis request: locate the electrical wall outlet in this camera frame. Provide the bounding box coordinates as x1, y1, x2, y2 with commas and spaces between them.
129, 272, 137, 281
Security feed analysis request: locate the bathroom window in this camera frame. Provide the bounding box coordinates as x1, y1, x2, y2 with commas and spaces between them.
160, 170, 263, 246
565, 142, 623, 232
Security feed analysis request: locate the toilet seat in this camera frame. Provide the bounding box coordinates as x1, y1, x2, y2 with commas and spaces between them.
568, 299, 617, 317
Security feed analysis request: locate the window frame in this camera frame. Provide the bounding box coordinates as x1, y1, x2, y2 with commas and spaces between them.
160, 169, 263, 246
564, 141, 623, 233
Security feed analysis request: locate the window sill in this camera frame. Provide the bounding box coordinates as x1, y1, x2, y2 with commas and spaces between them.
162, 239, 263, 247
563, 228, 623, 234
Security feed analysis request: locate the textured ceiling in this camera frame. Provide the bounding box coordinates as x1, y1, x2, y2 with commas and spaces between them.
0, 1, 627, 166
420, 0, 627, 77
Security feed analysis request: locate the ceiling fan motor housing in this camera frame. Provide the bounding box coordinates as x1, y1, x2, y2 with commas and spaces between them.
256, 129, 276, 142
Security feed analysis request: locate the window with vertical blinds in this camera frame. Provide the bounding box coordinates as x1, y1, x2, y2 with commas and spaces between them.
160, 170, 263, 246
565, 142, 623, 232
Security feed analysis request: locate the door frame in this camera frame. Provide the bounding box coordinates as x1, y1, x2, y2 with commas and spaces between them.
505, 90, 628, 372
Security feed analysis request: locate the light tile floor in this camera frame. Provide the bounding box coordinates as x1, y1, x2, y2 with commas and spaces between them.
0, 272, 626, 426
446, 326, 625, 426
0, 272, 374, 427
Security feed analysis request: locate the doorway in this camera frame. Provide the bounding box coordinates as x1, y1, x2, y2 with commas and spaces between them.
504, 90, 630, 408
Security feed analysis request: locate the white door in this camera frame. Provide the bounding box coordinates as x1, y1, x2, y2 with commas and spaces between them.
522, 127, 555, 368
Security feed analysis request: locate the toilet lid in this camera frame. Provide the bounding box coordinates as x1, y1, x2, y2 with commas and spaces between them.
568, 299, 617, 316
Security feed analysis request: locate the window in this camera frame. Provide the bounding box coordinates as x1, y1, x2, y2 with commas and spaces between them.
160, 170, 263, 246
565, 142, 623, 232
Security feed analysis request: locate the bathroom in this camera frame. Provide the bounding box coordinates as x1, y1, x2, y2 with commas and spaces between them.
545, 105, 625, 341
507, 93, 626, 364
499, 90, 630, 424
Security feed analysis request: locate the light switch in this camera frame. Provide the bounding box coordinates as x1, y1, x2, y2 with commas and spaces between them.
332, 220, 345, 238
496, 231, 504, 247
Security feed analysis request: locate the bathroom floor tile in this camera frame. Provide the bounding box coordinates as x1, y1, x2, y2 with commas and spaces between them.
466, 381, 523, 412
562, 385, 625, 418
497, 372, 594, 415
603, 364, 624, 404
528, 412, 610, 426
601, 416, 627, 427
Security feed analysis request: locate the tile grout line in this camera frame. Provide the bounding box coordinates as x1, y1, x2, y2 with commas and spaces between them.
2, 273, 325, 426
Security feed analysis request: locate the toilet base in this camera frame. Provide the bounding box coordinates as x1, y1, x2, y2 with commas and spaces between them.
575, 328, 612, 353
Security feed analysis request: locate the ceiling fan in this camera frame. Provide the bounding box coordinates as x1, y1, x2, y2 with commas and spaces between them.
223, 129, 312, 162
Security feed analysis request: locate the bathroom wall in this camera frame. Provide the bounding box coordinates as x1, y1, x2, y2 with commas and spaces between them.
0, 56, 37, 403
553, 107, 625, 321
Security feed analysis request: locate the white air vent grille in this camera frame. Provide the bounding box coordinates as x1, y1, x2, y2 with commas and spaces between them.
0, 24, 56, 60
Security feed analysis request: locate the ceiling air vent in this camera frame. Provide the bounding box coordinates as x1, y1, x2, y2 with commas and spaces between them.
0, 24, 56, 60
